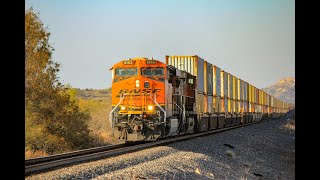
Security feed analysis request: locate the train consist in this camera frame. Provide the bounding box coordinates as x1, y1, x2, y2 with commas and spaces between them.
109, 56, 294, 142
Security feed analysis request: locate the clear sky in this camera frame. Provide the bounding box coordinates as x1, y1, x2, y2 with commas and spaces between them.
25, 0, 294, 89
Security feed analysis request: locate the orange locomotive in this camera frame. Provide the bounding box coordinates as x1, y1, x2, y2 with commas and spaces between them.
109, 57, 196, 141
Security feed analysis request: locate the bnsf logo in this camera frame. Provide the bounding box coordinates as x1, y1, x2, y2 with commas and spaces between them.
116, 89, 161, 97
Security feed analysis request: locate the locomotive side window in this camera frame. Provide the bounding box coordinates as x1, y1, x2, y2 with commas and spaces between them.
141, 67, 164, 76
115, 68, 137, 76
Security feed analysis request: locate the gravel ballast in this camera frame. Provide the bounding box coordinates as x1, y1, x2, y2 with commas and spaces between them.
26, 118, 295, 179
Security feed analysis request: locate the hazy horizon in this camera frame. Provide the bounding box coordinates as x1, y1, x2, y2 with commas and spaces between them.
25, 0, 295, 89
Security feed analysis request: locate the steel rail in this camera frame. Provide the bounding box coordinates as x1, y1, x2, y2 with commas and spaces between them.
25, 142, 141, 166
25, 119, 271, 176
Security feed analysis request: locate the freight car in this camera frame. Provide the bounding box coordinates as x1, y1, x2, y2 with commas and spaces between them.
109, 56, 293, 142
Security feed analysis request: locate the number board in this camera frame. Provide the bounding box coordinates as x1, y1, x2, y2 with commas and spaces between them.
146, 60, 157, 64
123, 60, 134, 65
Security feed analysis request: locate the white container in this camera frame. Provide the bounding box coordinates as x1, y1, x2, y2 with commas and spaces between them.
213, 66, 221, 97
205, 62, 213, 95
166, 55, 205, 93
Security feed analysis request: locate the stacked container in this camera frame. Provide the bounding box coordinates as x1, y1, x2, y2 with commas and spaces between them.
234, 76, 238, 113
166, 55, 292, 120
221, 70, 228, 113
166, 55, 205, 93
213, 66, 221, 113
228, 73, 234, 113
244, 81, 248, 113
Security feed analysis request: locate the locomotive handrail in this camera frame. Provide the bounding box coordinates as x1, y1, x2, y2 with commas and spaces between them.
149, 93, 166, 128
109, 93, 127, 135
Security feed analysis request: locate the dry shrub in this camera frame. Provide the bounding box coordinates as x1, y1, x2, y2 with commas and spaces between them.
225, 150, 235, 158
284, 119, 295, 131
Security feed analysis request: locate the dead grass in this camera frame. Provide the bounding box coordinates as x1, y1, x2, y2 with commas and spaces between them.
77, 91, 121, 146
25, 150, 48, 159
225, 150, 235, 158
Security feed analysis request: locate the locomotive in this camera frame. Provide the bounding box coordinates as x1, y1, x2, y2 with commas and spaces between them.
109, 56, 293, 142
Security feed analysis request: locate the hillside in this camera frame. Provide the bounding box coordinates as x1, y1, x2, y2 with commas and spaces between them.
262, 77, 295, 104
76, 88, 111, 99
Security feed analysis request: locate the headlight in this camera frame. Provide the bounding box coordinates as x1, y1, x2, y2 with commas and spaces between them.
147, 105, 153, 111
121, 106, 126, 110
135, 79, 140, 88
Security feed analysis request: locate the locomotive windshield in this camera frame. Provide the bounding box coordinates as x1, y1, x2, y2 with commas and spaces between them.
141, 67, 164, 76
115, 68, 138, 76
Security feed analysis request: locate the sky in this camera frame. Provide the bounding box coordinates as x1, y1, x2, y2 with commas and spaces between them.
25, 0, 295, 89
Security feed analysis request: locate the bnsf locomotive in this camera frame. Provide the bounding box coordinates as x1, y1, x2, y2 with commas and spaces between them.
109, 56, 293, 142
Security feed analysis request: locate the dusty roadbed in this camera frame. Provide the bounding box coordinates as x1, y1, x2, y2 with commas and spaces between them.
26, 118, 295, 180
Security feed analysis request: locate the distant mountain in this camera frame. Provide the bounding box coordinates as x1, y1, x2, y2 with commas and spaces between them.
262, 77, 295, 104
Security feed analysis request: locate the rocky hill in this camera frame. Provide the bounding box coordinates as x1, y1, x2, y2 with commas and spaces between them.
262, 77, 295, 104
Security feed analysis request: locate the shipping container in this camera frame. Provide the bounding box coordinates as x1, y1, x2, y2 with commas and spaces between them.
248, 103, 252, 113
204, 95, 208, 113
224, 97, 228, 113
213, 96, 221, 113
251, 85, 254, 103
238, 79, 243, 101
254, 87, 256, 104
221, 97, 225, 112
234, 77, 238, 113
233, 76, 237, 100
253, 86, 256, 104
260, 90, 263, 105
229, 99, 233, 113
213, 66, 221, 97
244, 102, 248, 113
228, 73, 233, 100
196, 93, 205, 113
257, 89, 260, 105
204, 61, 213, 95
244, 81, 247, 102
207, 95, 213, 113
257, 104, 262, 113
166, 55, 205, 93
248, 84, 251, 103
239, 100, 243, 113
256, 88, 259, 104
221, 71, 228, 98
235, 100, 239, 113
252, 86, 255, 104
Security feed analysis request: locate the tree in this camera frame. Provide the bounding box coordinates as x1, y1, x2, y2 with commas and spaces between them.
25, 8, 92, 154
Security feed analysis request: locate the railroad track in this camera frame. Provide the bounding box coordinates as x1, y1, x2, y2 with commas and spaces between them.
25, 120, 267, 176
